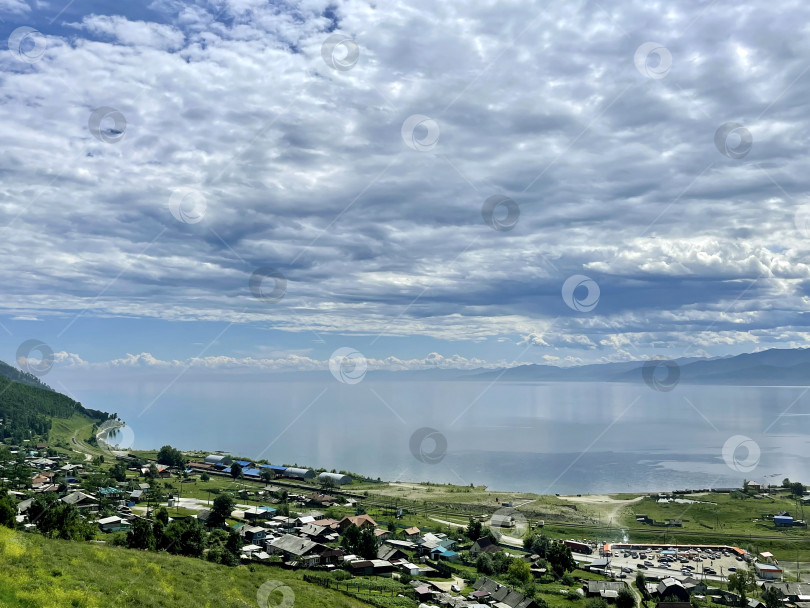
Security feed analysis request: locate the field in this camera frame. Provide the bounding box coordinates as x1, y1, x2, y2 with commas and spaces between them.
0, 525, 371, 608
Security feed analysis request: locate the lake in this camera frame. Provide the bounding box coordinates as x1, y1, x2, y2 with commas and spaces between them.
60, 376, 810, 494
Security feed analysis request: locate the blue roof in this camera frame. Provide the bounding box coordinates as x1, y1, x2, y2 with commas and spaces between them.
259, 464, 287, 471
259, 506, 277, 512
234, 460, 252, 467
222, 466, 231, 473
242, 468, 261, 477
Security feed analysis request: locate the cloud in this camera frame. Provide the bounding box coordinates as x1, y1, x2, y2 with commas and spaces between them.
0, 0, 809, 364
52, 350, 514, 373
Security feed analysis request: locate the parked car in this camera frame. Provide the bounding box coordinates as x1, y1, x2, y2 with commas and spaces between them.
622, 567, 633, 573
451, 584, 461, 593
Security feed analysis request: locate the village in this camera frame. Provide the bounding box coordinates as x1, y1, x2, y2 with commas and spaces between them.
2, 438, 809, 608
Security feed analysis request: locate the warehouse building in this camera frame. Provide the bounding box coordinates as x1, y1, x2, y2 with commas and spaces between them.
317, 472, 353, 485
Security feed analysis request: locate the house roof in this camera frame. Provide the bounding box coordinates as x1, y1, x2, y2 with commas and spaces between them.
270, 534, 321, 557
98, 516, 124, 525
61, 491, 97, 505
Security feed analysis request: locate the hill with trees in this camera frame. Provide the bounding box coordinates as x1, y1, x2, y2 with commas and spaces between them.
0, 359, 112, 444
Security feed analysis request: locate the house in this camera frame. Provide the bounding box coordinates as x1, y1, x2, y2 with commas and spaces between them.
129, 489, 143, 503
241, 525, 267, 544
97, 516, 131, 533
374, 528, 391, 541
348, 559, 394, 576
295, 515, 316, 527
418, 532, 456, 552
317, 472, 352, 485
429, 546, 459, 561
196, 509, 213, 525
471, 536, 500, 556
338, 514, 377, 531
61, 491, 98, 512
398, 561, 421, 576
491, 513, 515, 528
587, 581, 628, 600
204, 454, 232, 467
403, 526, 420, 538
755, 563, 783, 580
378, 545, 408, 562
30, 473, 51, 488
300, 523, 332, 542
657, 578, 690, 603
762, 582, 810, 602
268, 534, 325, 561
281, 467, 315, 481
243, 507, 273, 521
588, 557, 610, 573
472, 577, 539, 608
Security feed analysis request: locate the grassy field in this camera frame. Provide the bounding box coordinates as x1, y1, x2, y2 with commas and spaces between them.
0, 525, 371, 608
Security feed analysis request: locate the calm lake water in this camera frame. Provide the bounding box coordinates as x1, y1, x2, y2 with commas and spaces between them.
60, 377, 810, 494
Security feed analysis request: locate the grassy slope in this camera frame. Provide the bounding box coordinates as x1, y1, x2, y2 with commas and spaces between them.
0, 526, 370, 608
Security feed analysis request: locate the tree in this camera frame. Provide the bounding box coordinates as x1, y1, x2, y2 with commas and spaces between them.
162, 518, 205, 557
110, 461, 128, 482
230, 462, 242, 480
157, 445, 185, 469
789, 481, 805, 497
762, 586, 781, 608
635, 571, 648, 600
357, 526, 378, 559
341, 523, 361, 553
547, 541, 576, 578
476, 553, 494, 575
200, 473, 210, 482
155, 507, 170, 525
126, 517, 156, 550
468, 517, 483, 541
616, 587, 636, 608
586, 598, 609, 608
259, 469, 273, 485
209, 494, 235, 528
492, 550, 514, 574
507, 559, 532, 585
728, 568, 756, 607
782, 478, 792, 488
320, 476, 337, 492
0, 495, 17, 529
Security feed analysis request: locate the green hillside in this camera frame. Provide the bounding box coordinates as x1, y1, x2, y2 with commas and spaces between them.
0, 360, 112, 445
0, 525, 371, 608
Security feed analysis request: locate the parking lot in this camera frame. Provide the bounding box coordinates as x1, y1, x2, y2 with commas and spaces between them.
571, 542, 752, 583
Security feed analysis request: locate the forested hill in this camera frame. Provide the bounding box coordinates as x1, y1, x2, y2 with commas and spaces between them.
0, 361, 112, 443
0, 359, 55, 391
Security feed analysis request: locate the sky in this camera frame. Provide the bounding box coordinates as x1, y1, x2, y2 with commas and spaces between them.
2, 0, 810, 381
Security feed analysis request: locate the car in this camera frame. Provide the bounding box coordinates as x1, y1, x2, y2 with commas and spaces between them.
637, 564, 647, 570
736, 557, 743, 561
616, 574, 627, 579
728, 567, 737, 572
660, 563, 670, 568
622, 567, 633, 573
451, 585, 461, 593
644, 561, 654, 567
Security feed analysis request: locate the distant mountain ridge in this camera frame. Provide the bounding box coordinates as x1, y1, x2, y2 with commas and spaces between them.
463, 347, 810, 385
